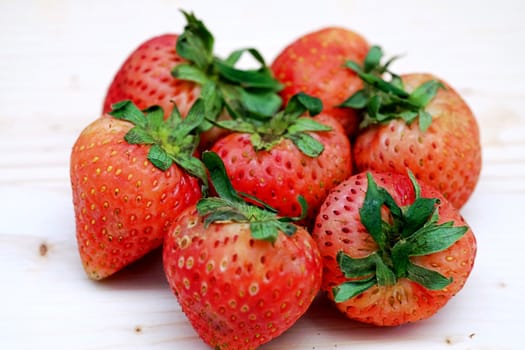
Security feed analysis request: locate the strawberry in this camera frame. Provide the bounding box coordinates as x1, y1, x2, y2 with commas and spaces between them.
271, 27, 369, 136
70, 100, 206, 280
163, 151, 322, 349
312, 171, 477, 326
103, 11, 283, 150
209, 93, 352, 224
343, 46, 482, 208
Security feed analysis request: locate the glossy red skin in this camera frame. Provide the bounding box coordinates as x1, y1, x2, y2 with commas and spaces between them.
210, 113, 352, 223
102, 34, 229, 152
103, 34, 201, 118
312, 171, 477, 326
163, 205, 322, 349
271, 27, 369, 136
353, 73, 482, 209
70, 117, 202, 280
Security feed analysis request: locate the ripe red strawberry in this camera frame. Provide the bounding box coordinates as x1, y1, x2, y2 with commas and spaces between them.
210, 93, 352, 224
103, 11, 283, 150
163, 152, 322, 349
102, 33, 200, 118
312, 171, 477, 326
343, 46, 481, 208
70, 100, 206, 280
271, 27, 369, 136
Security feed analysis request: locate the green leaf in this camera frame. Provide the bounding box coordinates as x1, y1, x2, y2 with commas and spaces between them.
239, 88, 282, 117
285, 133, 325, 157
408, 80, 444, 108
214, 119, 257, 133
147, 144, 173, 171
285, 92, 323, 117
171, 63, 209, 85
333, 277, 377, 303
144, 105, 164, 130
399, 110, 419, 124
364, 45, 384, 73
373, 253, 397, 286
215, 59, 282, 90
201, 151, 244, 205
224, 47, 267, 67
109, 100, 147, 127
124, 126, 156, 145
175, 99, 206, 137
344, 60, 363, 74
176, 10, 214, 70
401, 197, 439, 238
250, 221, 279, 242
339, 90, 368, 109
337, 251, 376, 278
287, 118, 332, 134
278, 195, 309, 223
359, 173, 388, 250
173, 154, 208, 190
406, 223, 468, 257
418, 110, 433, 132
406, 262, 452, 290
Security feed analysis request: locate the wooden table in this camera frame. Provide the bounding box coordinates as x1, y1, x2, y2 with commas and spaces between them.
1, 0, 523, 349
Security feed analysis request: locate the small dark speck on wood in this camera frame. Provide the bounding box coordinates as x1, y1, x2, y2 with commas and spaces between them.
39, 243, 49, 257
135, 326, 142, 334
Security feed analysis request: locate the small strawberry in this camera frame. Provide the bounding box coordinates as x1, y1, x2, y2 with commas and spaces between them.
312, 171, 477, 326
103, 11, 283, 149
343, 46, 482, 208
210, 93, 352, 224
271, 27, 370, 136
70, 100, 206, 280
163, 151, 322, 349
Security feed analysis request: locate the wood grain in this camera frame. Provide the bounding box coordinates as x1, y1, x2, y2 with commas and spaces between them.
1, 0, 524, 349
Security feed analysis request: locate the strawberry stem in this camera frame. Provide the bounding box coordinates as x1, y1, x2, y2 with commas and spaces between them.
333, 172, 468, 302
109, 99, 208, 190
340, 45, 445, 132
172, 10, 283, 128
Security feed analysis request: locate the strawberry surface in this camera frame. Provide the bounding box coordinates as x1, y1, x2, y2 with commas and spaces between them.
271, 27, 369, 136
312, 171, 477, 326
211, 112, 351, 223
103, 34, 200, 118
352, 73, 482, 209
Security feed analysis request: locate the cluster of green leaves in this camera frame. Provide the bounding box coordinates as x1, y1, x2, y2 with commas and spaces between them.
173, 11, 283, 131
109, 99, 207, 188
197, 152, 307, 243
340, 46, 444, 132
333, 172, 468, 303
213, 92, 331, 157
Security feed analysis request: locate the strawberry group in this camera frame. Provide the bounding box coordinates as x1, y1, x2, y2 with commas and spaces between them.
70, 9, 481, 349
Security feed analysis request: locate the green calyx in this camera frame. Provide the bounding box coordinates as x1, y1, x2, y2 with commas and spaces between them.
197, 151, 307, 243
173, 10, 283, 130
213, 92, 331, 157
333, 172, 468, 303
109, 99, 208, 190
340, 45, 445, 132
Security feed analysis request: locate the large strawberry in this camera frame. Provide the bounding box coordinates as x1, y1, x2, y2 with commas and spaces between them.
163, 151, 322, 349
312, 171, 477, 326
271, 27, 369, 136
210, 93, 352, 224
343, 46, 481, 208
103, 11, 283, 149
70, 100, 206, 280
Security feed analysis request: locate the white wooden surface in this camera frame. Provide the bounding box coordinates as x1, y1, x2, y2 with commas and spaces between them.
1, 0, 524, 349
